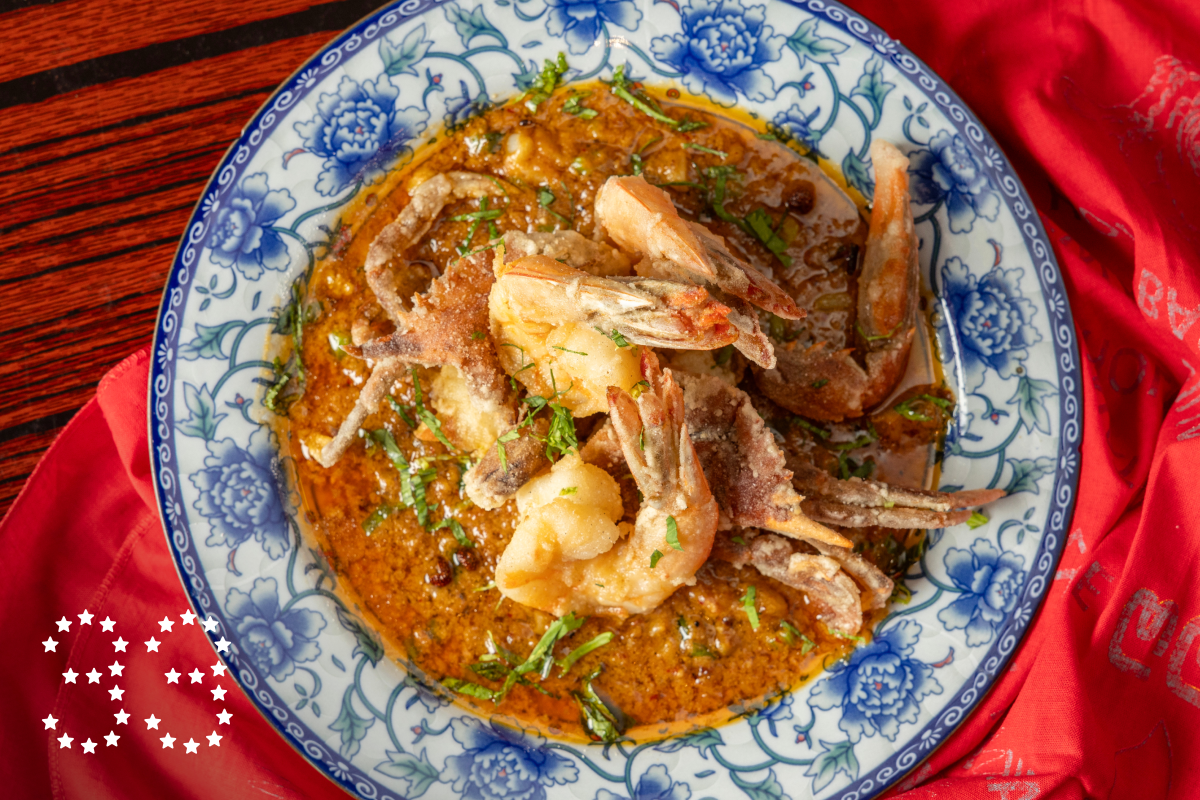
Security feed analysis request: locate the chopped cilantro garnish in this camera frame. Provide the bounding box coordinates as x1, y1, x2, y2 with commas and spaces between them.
692, 644, 717, 658
649, 549, 663, 568
891, 582, 912, 604
328, 330, 351, 359
362, 504, 394, 534
573, 672, 624, 743
471, 330, 486, 341
779, 621, 815, 653
442, 678, 501, 701
756, 132, 779, 141
731, 535, 746, 546
538, 188, 556, 206
791, 417, 831, 440
630, 380, 650, 399
434, 517, 474, 548
560, 486, 579, 496
557, 632, 613, 675
495, 429, 521, 473
523, 53, 569, 112
811, 379, 829, 389
744, 207, 793, 267
701, 165, 741, 225
740, 586, 760, 630
682, 142, 728, 159
474, 581, 497, 593
551, 345, 588, 356
387, 395, 416, 428
966, 511, 989, 529
609, 65, 707, 132
893, 393, 952, 421
595, 327, 630, 347
411, 368, 455, 450
665, 516, 682, 551
563, 91, 598, 119
829, 628, 866, 644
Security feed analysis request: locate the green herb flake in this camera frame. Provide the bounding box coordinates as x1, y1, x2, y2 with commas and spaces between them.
713, 344, 733, 365
557, 632, 614, 675
434, 517, 474, 548
362, 505, 393, 534
573, 678, 624, 743
740, 586, 760, 630
811, 378, 829, 389
682, 141, 728, 159
649, 549, 664, 568
595, 327, 629, 347
474, 581, 498, 593
779, 621, 815, 654
731, 535, 746, 546
691, 644, 717, 658
829, 628, 867, 644
966, 511, 989, 529
563, 92, 598, 119
891, 582, 912, 604
559, 486, 579, 497
411, 368, 456, 451
538, 188, 556, 207
551, 345, 588, 356
665, 516, 682, 551
630, 380, 650, 399
471, 330, 486, 340
792, 417, 831, 440
387, 395, 417, 428
442, 677, 501, 702
328, 331, 351, 359
523, 52, 569, 112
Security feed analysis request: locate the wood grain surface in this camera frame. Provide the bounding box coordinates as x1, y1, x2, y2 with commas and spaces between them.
0, 0, 390, 519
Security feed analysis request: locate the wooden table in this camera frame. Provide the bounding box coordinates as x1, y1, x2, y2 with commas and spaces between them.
0, 0, 395, 517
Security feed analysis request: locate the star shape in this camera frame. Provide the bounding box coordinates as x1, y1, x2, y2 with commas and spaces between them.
145, 637, 160, 653
57, 733, 73, 749
99, 617, 116, 632
183, 738, 200, 754
78, 609, 94, 625
160, 733, 176, 749
181, 610, 197, 626
211, 661, 227, 677
108, 686, 125, 701
115, 709, 130, 725
188, 668, 204, 684
211, 685, 227, 701
42, 714, 58, 730
158, 616, 175, 633
215, 637, 231, 653
42, 637, 58, 653
165, 668, 181, 684
63, 669, 78, 684
207, 730, 223, 747
216, 709, 232, 725
86, 668, 102, 684
81, 739, 97, 754
202, 616, 220, 633
145, 714, 160, 730
113, 637, 128, 653
104, 731, 120, 747
56, 617, 72, 632
108, 661, 125, 677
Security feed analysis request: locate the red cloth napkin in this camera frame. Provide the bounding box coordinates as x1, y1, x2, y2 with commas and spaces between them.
4, 0, 1200, 796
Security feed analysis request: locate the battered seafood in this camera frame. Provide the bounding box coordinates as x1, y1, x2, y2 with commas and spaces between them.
285, 76, 1007, 740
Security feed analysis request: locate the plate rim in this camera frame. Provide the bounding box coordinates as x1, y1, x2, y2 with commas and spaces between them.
146, 2, 1082, 798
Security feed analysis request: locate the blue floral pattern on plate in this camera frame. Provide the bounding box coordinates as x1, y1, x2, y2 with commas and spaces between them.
149, 1, 1081, 799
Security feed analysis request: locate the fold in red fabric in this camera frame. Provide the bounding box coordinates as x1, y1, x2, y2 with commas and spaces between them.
3, 0, 1200, 796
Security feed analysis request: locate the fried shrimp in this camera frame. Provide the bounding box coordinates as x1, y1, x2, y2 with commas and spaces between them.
755, 140, 920, 420
489, 253, 737, 416
494, 353, 719, 617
